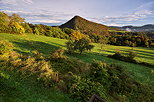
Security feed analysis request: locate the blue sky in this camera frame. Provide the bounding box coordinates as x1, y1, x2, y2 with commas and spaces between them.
0, 0, 154, 26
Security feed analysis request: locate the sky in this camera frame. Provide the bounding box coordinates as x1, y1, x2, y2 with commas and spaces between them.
0, 0, 154, 26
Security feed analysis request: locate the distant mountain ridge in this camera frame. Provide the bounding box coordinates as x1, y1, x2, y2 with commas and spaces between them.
111, 24, 154, 32
60, 16, 110, 36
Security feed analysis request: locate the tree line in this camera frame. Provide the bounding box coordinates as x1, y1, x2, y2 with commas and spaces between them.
0, 12, 152, 48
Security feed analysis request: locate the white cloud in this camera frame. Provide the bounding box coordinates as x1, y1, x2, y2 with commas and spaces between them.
31, 20, 62, 23
1, 8, 74, 24
0, 0, 33, 5
107, 23, 124, 27
89, 10, 153, 26
98, 10, 153, 23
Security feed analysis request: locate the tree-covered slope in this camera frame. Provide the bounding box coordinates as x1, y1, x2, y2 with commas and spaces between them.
60, 16, 110, 36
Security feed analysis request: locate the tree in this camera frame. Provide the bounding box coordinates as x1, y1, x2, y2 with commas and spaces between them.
66, 38, 94, 54
136, 37, 142, 46
10, 13, 25, 23
124, 40, 129, 46
10, 22, 25, 34
62, 28, 74, 35
70, 31, 88, 40
21, 23, 33, 33
66, 40, 76, 54
0, 12, 10, 33
144, 40, 149, 48
9, 13, 25, 34
35, 24, 45, 35
33, 27, 40, 35
75, 38, 94, 54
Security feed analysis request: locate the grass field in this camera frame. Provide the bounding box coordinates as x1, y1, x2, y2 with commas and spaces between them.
0, 33, 154, 101
0, 68, 73, 102
0, 33, 153, 65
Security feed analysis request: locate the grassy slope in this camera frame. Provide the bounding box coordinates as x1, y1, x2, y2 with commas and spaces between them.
0, 33, 154, 101
0, 68, 73, 102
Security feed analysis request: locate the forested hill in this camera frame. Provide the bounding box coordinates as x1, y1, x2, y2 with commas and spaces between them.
60, 16, 110, 36
111, 24, 154, 32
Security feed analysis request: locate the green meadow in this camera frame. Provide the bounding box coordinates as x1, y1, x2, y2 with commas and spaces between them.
0, 33, 154, 101
0, 33, 153, 84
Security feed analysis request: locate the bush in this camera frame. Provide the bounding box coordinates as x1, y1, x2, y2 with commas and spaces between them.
3, 51, 56, 87
0, 40, 13, 55
108, 50, 137, 63
69, 74, 105, 102
90, 61, 109, 84
50, 49, 67, 60
108, 51, 154, 68
108, 51, 123, 60
50, 57, 89, 74
0, 40, 14, 60
48, 49, 89, 74
127, 50, 137, 60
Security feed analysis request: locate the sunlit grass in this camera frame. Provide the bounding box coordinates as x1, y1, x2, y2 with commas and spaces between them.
0, 69, 73, 102
93, 43, 154, 65
0, 33, 153, 86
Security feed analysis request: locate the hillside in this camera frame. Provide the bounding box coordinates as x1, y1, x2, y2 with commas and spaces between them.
0, 33, 154, 102
0, 33, 153, 82
60, 16, 110, 36
111, 24, 154, 32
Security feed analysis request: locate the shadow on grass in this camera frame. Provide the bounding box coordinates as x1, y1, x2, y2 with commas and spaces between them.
13, 40, 60, 55
67, 51, 120, 64
46, 41, 66, 48
100, 48, 154, 60
67, 52, 154, 85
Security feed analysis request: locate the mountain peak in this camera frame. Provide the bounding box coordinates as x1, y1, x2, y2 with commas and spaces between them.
73, 15, 82, 18
60, 15, 109, 36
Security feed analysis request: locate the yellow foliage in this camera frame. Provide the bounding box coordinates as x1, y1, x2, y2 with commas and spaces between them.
10, 22, 25, 34
71, 31, 88, 40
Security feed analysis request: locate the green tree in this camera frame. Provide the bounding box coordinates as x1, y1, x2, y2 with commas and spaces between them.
124, 40, 129, 46
66, 40, 76, 54
35, 24, 45, 35
75, 38, 94, 54
21, 23, 33, 33
33, 27, 40, 35
0, 12, 10, 33
136, 37, 142, 46
144, 40, 149, 48
66, 38, 94, 54
62, 28, 74, 35
10, 13, 25, 23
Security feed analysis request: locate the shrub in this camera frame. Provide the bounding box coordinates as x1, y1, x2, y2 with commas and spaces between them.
127, 50, 137, 60
32, 50, 45, 60
0, 40, 14, 55
90, 61, 109, 84
108, 51, 123, 60
50, 57, 89, 74
0, 40, 14, 60
69, 74, 105, 102
50, 49, 67, 60
3, 51, 56, 87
